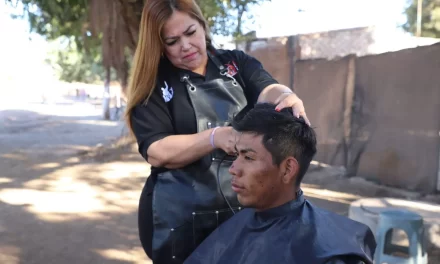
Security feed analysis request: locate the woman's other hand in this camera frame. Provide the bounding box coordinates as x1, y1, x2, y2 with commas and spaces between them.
258, 84, 311, 126
275, 92, 311, 126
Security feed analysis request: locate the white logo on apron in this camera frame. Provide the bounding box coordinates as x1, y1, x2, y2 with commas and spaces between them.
161, 81, 174, 102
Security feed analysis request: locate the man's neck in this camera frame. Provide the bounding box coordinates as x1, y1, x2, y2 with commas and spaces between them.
255, 188, 299, 212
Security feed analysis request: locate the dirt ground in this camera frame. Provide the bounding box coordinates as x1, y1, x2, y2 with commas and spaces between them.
0, 99, 148, 264
1, 99, 439, 264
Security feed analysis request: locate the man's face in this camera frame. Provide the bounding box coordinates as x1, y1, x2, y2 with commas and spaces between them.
229, 133, 286, 210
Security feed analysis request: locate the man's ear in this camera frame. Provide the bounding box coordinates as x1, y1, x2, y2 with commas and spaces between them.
282, 157, 299, 184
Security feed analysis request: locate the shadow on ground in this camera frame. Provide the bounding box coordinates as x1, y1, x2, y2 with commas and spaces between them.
0, 142, 151, 263
0, 105, 150, 263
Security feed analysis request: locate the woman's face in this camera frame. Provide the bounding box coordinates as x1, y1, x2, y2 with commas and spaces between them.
162, 11, 208, 73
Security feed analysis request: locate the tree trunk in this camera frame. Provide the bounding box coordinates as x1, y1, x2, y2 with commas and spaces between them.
234, 6, 245, 49
102, 67, 111, 120
118, 57, 129, 97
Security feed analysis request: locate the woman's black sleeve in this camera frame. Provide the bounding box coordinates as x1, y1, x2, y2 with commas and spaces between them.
130, 88, 175, 161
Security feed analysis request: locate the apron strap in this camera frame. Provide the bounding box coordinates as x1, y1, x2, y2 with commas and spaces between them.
207, 50, 227, 74
208, 47, 247, 90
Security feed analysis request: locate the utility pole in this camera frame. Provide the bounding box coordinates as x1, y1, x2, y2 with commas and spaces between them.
416, 0, 423, 37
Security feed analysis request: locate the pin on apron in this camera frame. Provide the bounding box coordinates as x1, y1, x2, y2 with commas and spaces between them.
151, 52, 248, 263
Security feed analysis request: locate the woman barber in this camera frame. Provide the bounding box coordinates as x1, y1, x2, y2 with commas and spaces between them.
126, 0, 310, 263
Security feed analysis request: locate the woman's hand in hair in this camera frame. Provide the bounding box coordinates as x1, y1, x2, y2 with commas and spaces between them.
213, 127, 238, 156
258, 84, 311, 126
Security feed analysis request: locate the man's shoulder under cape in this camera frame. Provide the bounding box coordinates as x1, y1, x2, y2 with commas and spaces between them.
184, 199, 376, 264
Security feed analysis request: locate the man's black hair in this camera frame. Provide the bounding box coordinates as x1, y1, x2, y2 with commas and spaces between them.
231, 103, 317, 186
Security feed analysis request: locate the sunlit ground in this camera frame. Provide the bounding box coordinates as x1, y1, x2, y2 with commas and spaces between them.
94, 247, 150, 264
0, 90, 147, 263
0, 161, 147, 222
351, 197, 440, 222
302, 184, 363, 205
0, 152, 152, 263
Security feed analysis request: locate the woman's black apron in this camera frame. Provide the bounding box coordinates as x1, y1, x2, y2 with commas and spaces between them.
151, 52, 248, 263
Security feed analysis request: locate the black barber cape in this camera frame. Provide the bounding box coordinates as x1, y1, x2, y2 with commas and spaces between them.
184, 190, 376, 264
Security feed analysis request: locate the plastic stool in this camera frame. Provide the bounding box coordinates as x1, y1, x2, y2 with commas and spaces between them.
374, 209, 427, 264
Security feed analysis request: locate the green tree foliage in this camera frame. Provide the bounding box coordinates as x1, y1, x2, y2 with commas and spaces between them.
8, 0, 89, 49
197, 0, 230, 36
6, 0, 270, 85
403, 0, 440, 37
225, 0, 265, 41
44, 37, 112, 84
198, 0, 270, 43
8, 0, 101, 83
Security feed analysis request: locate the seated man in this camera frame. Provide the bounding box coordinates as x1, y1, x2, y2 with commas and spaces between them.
184, 103, 376, 264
